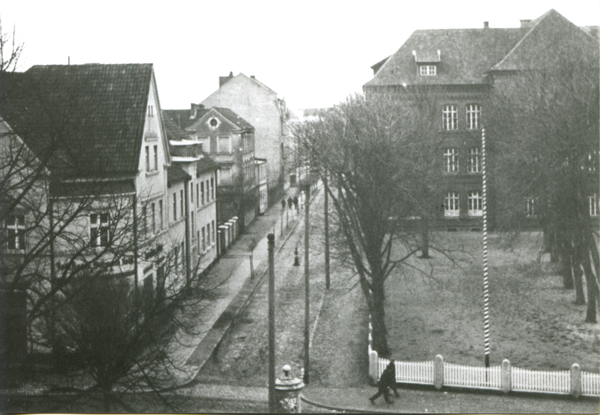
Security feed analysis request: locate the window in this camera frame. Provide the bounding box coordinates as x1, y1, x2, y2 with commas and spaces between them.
142, 205, 148, 237
180, 190, 184, 218
153, 145, 158, 170
145, 146, 150, 171
466, 104, 481, 130
211, 177, 215, 199
207, 223, 211, 247
196, 183, 199, 207
589, 194, 598, 217
467, 148, 481, 173
5, 214, 25, 250
159, 200, 164, 230
197, 231, 201, 253
526, 197, 537, 217
191, 182, 194, 204
201, 182, 205, 205
444, 193, 459, 217
90, 213, 109, 247
419, 65, 436, 76
173, 192, 177, 221
191, 212, 195, 241
443, 148, 459, 173
147, 105, 154, 117
206, 180, 210, 201
202, 226, 206, 252
151, 202, 156, 234
218, 136, 231, 153
468, 191, 483, 216
442, 105, 458, 130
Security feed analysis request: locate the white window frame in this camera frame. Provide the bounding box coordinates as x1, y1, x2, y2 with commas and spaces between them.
466, 104, 481, 130
442, 105, 458, 130
5, 214, 25, 250
419, 65, 437, 76
444, 193, 460, 217
526, 197, 537, 218
444, 148, 459, 173
90, 213, 110, 247
468, 191, 483, 216
589, 194, 598, 217
467, 148, 481, 173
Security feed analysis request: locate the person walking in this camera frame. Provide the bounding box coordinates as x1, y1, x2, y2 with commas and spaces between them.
369, 359, 400, 405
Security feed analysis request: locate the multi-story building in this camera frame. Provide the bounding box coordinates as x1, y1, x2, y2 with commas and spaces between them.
0, 64, 219, 358
363, 9, 599, 229
164, 105, 261, 232
199, 73, 292, 204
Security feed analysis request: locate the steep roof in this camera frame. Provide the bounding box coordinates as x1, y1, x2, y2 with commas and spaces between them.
491, 9, 599, 71
364, 9, 598, 89
364, 27, 526, 87
0, 64, 154, 179
206, 107, 254, 131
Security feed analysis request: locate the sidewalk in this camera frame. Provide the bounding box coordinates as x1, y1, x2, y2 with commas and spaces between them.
168, 186, 306, 387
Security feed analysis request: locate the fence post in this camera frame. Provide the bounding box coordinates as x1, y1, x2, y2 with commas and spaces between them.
434, 355, 444, 390
369, 348, 379, 385
501, 359, 511, 393
571, 363, 581, 398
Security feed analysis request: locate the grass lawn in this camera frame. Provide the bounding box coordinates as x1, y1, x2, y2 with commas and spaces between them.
384, 231, 599, 374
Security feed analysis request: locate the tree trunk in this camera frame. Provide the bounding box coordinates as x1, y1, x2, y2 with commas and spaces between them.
370, 279, 389, 356
559, 247, 574, 289
573, 259, 586, 305
582, 252, 599, 323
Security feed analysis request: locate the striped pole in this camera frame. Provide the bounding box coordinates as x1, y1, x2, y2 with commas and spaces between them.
482, 127, 491, 368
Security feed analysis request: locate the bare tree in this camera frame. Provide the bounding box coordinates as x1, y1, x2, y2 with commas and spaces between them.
293, 95, 446, 356
0, 17, 24, 72
488, 41, 599, 322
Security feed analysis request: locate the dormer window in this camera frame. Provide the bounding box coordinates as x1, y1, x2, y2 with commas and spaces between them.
420, 65, 437, 76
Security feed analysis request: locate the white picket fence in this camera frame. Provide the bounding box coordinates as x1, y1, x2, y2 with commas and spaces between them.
511, 367, 570, 394
444, 362, 501, 390
367, 318, 599, 397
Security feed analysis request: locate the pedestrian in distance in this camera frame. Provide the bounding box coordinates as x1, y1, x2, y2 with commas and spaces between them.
281, 199, 286, 210
287, 196, 293, 209
369, 359, 400, 405
293, 195, 299, 212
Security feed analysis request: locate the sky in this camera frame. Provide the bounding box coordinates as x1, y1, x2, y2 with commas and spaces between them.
2, 0, 599, 112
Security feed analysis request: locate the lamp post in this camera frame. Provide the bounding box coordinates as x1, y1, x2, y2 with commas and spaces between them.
303, 183, 310, 384
268, 233, 276, 412
323, 173, 330, 289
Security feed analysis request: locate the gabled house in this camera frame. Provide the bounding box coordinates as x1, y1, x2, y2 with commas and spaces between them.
164, 105, 261, 232
363, 9, 599, 229
199, 73, 291, 204
0, 64, 218, 359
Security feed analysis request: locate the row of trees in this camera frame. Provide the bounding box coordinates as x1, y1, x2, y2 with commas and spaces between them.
292, 49, 599, 355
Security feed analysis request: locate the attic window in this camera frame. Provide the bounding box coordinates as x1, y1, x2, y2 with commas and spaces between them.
419, 65, 437, 76
208, 117, 219, 129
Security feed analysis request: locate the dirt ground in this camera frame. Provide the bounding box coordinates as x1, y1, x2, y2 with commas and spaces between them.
196, 201, 599, 391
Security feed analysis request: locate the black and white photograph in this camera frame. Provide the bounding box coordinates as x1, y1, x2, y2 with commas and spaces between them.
0, 0, 598, 413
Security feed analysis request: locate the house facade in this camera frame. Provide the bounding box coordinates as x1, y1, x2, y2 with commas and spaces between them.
164, 105, 260, 232
0, 64, 219, 358
199, 73, 291, 204
363, 9, 599, 230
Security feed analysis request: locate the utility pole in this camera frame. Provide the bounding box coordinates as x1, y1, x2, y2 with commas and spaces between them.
323, 173, 330, 289
267, 233, 276, 412
303, 184, 310, 384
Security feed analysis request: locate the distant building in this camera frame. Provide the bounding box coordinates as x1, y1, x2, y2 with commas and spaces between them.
363, 9, 599, 229
164, 105, 261, 232
200, 73, 292, 204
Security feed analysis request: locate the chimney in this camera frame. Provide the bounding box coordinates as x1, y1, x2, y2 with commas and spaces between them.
251, 75, 255, 79
219, 71, 234, 87
520, 19, 532, 28
483, 21, 489, 29
190, 103, 197, 119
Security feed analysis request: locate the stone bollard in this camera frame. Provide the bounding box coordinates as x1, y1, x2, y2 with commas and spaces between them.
275, 364, 305, 413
